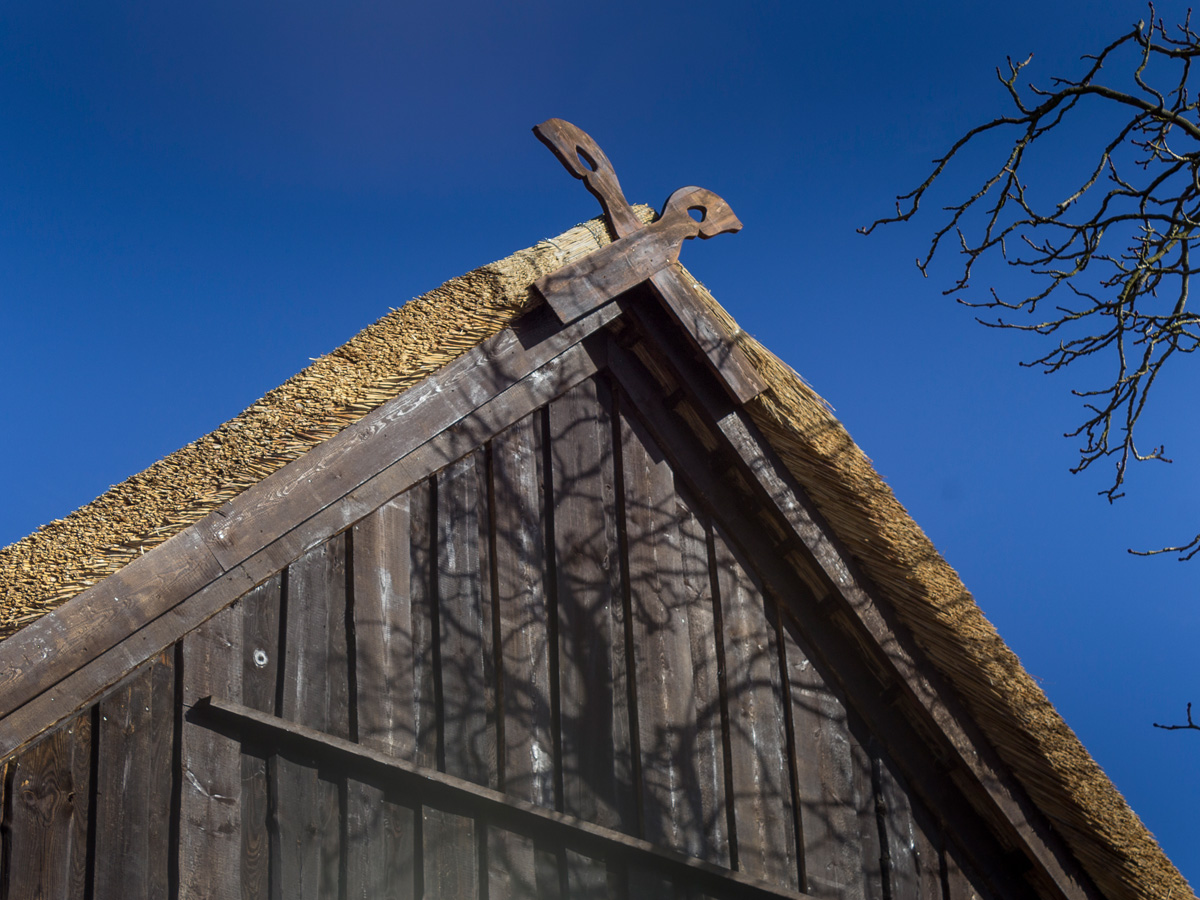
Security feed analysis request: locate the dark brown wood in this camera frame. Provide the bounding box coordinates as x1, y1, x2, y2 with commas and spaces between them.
602, 329, 1046, 898
712, 527, 799, 892
240, 576, 281, 900
94, 656, 173, 899
348, 492, 420, 898
535, 190, 741, 326
533, 118, 642, 239
778, 618, 865, 900
490, 412, 555, 900
850, 738, 884, 900
437, 449, 497, 787
197, 697, 815, 900
550, 377, 636, 833
875, 766, 943, 900
274, 537, 348, 900
617, 300, 1099, 900
646, 270, 766, 404
0, 302, 618, 762
5, 713, 90, 900
423, 808, 479, 900
620, 406, 727, 864
180, 603, 243, 899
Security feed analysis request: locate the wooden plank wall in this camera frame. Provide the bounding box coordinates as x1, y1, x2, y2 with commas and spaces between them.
0, 373, 1033, 900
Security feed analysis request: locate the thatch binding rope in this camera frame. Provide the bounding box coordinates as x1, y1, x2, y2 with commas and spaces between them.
0, 208, 1191, 900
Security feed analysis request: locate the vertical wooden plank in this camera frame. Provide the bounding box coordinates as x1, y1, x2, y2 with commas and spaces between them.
95, 655, 174, 899
564, 849, 608, 900
180, 602, 243, 899
779, 617, 865, 899
241, 576, 281, 900
490, 413, 556, 900
712, 526, 798, 891
877, 755, 943, 900
550, 377, 635, 833
422, 807, 478, 900
349, 496, 418, 899
409, 479, 440, 770
273, 536, 349, 900
850, 733, 884, 900
621, 407, 726, 864
437, 449, 496, 787
5, 713, 91, 900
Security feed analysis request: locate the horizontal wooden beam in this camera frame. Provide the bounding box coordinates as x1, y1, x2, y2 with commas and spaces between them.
194, 697, 813, 900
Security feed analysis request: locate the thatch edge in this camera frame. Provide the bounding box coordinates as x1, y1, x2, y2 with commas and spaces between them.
0, 215, 1190, 900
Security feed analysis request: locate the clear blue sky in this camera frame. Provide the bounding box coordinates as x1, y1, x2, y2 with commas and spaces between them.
3, 0, 1196, 883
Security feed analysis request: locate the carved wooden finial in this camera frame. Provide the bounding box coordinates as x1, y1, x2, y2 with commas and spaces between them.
532, 119, 742, 324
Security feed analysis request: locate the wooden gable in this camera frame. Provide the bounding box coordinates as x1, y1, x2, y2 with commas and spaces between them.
0, 278, 1105, 900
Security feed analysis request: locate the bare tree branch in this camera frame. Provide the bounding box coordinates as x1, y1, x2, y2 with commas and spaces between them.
863, 6, 1200, 559
1153, 701, 1200, 730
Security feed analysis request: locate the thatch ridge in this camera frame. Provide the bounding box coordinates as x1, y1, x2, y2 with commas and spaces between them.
0, 211, 1190, 900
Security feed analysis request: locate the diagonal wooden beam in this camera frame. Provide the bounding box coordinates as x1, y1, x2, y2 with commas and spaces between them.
0, 304, 619, 761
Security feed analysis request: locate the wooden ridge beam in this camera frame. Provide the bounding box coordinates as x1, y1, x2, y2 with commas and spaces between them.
193, 697, 814, 900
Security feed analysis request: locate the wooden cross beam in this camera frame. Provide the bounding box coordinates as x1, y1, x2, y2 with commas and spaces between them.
532, 119, 766, 403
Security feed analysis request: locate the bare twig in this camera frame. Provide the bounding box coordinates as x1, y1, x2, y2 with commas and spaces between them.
1153, 701, 1200, 730
863, 5, 1200, 558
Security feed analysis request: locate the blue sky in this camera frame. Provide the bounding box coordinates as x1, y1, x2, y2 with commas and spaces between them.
3, 0, 1197, 884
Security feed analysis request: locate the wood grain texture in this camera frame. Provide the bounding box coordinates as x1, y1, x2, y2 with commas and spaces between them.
273, 537, 350, 900
94, 656, 174, 899
877, 756, 944, 900
239, 576, 281, 900
180, 602, 244, 900
423, 807, 478, 900
778, 618, 865, 900
645, 270, 765, 405
199, 697, 815, 900
0, 305, 613, 764
348, 492, 420, 898
437, 449, 497, 788
490, 413, 555, 900
712, 527, 798, 892
4, 713, 90, 900
620, 405, 727, 864
549, 377, 635, 833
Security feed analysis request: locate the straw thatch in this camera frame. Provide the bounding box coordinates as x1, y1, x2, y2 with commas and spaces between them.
0, 209, 1191, 900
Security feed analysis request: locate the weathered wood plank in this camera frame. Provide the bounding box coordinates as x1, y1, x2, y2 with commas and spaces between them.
621, 406, 726, 863
5, 713, 91, 900
240, 576, 281, 900
409, 479, 440, 771
490, 413, 555, 900
437, 450, 496, 787
778, 618, 864, 900
614, 303, 1097, 900
353, 494, 416, 758
945, 841, 998, 900
274, 536, 350, 900
94, 655, 174, 899
712, 528, 798, 892
646, 269, 765, 405
550, 377, 635, 833
180, 602, 243, 899
877, 755, 944, 900
0, 307, 612, 762
423, 808, 479, 899
564, 848, 609, 899
851, 737, 884, 900
201, 697, 814, 900
348, 493, 420, 898
345, 779, 415, 900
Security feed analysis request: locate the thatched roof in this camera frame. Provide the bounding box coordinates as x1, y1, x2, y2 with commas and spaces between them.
0, 210, 1191, 900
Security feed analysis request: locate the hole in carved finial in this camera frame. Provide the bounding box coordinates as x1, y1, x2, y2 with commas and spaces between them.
688, 207, 706, 223
576, 148, 598, 172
